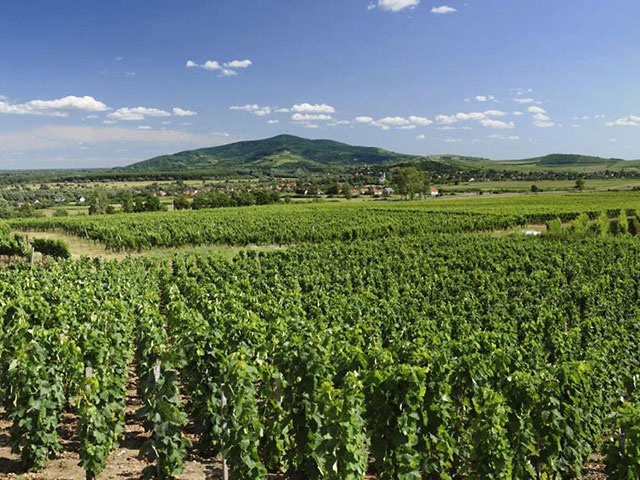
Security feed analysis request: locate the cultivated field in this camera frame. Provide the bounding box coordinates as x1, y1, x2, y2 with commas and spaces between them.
1, 191, 640, 479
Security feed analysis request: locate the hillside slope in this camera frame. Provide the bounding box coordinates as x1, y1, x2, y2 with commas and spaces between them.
125, 134, 421, 172
124, 135, 639, 174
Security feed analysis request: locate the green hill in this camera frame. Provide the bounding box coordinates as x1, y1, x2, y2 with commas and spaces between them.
125, 134, 421, 172
124, 135, 639, 174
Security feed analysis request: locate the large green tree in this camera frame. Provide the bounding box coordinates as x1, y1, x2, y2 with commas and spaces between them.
394, 167, 426, 199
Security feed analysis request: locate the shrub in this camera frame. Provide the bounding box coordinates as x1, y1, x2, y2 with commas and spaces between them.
31, 238, 71, 259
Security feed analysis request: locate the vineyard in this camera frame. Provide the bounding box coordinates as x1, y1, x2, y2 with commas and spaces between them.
1, 195, 640, 478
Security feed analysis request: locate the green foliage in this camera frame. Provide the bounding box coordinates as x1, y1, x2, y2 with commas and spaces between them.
546, 217, 564, 236
394, 166, 426, 198
606, 397, 640, 479
135, 308, 190, 479
0, 233, 30, 258
88, 188, 110, 215
0, 221, 9, 237
31, 238, 71, 259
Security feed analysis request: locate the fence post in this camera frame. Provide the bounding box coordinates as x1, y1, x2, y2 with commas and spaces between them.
221, 386, 229, 480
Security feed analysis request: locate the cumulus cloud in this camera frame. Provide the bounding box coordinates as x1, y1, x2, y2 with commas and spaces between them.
475, 95, 496, 102
107, 107, 171, 121
487, 134, 520, 140
378, 116, 410, 126
532, 113, 550, 122
229, 104, 272, 116
408, 115, 433, 126
291, 103, 336, 114
267, 119, 280, 124
527, 106, 546, 114
481, 119, 514, 129
186, 58, 252, 77
223, 59, 252, 69
377, 0, 419, 12
515, 98, 535, 104
605, 115, 640, 127
172, 107, 198, 117
292, 113, 333, 122
305, 124, 319, 129
435, 110, 514, 129
356, 114, 433, 130
525, 105, 556, 127
431, 5, 457, 14
0, 95, 110, 117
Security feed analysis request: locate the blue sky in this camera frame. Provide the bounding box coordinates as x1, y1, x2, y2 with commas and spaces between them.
1, 0, 640, 169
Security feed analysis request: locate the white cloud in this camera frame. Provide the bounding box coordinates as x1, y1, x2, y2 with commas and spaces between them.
515, 98, 535, 104
481, 119, 515, 129
444, 138, 461, 142
416, 134, 426, 140
527, 106, 546, 114
229, 104, 272, 116
108, 107, 171, 121
275, 107, 290, 113
0, 95, 110, 117
267, 119, 280, 124
378, 116, 410, 126
355, 116, 374, 124
172, 107, 198, 117
138, 125, 152, 130
398, 125, 417, 130
186, 59, 252, 77
532, 113, 550, 122
378, 0, 419, 12
605, 115, 640, 127
218, 69, 238, 77
291, 103, 335, 113
305, 124, 319, 129
534, 121, 555, 128
436, 111, 506, 126
330, 120, 351, 125
431, 5, 457, 14
408, 115, 433, 126
230, 104, 260, 112
513, 111, 524, 116
292, 113, 332, 121
475, 95, 495, 102
224, 59, 252, 69
487, 134, 520, 140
